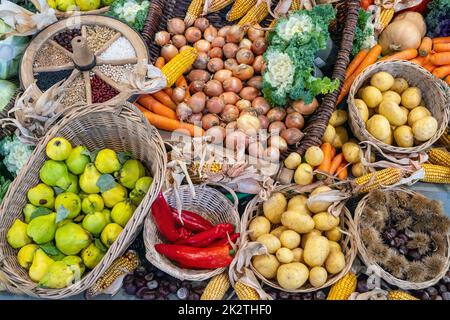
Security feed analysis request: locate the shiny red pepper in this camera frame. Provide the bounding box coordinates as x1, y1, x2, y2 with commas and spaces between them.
178, 227, 193, 240
175, 223, 234, 247
210, 233, 240, 246
155, 243, 235, 269
151, 192, 183, 242
169, 207, 213, 232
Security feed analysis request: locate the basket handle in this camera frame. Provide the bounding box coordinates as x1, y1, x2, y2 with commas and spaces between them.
204, 182, 239, 211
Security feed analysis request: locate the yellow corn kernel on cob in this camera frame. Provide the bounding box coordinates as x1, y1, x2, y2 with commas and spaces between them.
428, 148, 450, 167
355, 168, 403, 193
227, 0, 257, 21
235, 281, 260, 300
85, 250, 140, 298
388, 290, 419, 300
378, 8, 394, 32
185, 0, 205, 26
421, 163, 450, 184
207, 0, 235, 13
200, 272, 230, 300
290, 0, 301, 10
437, 129, 450, 149
238, 2, 269, 26
327, 272, 357, 300
161, 47, 198, 87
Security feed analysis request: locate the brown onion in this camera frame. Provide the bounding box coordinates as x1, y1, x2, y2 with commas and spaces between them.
285, 112, 305, 129
247, 24, 264, 41
167, 18, 185, 35
220, 92, 239, 105
185, 27, 202, 43
252, 55, 265, 74
292, 98, 319, 115
252, 97, 270, 115
207, 58, 224, 73
223, 77, 243, 93
194, 39, 211, 52
226, 25, 245, 43
161, 44, 178, 61
251, 37, 268, 55
214, 69, 232, 82
189, 80, 206, 94
209, 47, 223, 59
187, 113, 203, 125
211, 36, 225, 48
248, 141, 264, 158
205, 126, 225, 144
193, 52, 209, 69
194, 17, 209, 31
221, 104, 239, 123
247, 76, 262, 90
225, 130, 248, 150
204, 25, 218, 42
204, 80, 223, 97
237, 114, 261, 136
269, 121, 286, 133
206, 96, 225, 114
239, 109, 256, 117
258, 115, 269, 129
155, 31, 170, 46
233, 64, 254, 81
202, 113, 220, 130
179, 45, 191, 53
236, 99, 251, 111
187, 69, 210, 83
239, 38, 252, 50
218, 26, 231, 37
281, 128, 303, 145
223, 43, 239, 59
224, 58, 238, 71
172, 87, 186, 103
188, 92, 206, 113
268, 136, 288, 152
239, 86, 259, 101
172, 35, 187, 48
226, 121, 237, 130
236, 48, 254, 65
264, 146, 280, 162
176, 102, 192, 121
267, 107, 286, 122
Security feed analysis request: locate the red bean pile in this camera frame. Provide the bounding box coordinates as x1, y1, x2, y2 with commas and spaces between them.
54, 29, 82, 52
91, 75, 119, 103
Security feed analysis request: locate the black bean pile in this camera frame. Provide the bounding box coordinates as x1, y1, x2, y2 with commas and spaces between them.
54, 28, 82, 52
36, 70, 73, 91
411, 271, 450, 300
263, 287, 327, 300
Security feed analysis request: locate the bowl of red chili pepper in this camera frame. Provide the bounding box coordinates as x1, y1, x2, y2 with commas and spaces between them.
143, 183, 241, 281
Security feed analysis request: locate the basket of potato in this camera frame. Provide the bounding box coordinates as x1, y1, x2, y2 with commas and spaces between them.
348, 60, 449, 154
242, 184, 357, 293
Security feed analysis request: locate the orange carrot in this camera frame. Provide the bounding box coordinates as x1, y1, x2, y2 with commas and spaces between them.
432, 65, 450, 79
336, 44, 382, 105
137, 95, 177, 120
317, 143, 334, 174
379, 48, 418, 61
329, 153, 345, 175
176, 76, 188, 89
430, 52, 450, 65
409, 56, 427, 66
155, 57, 165, 69
153, 90, 177, 110
345, 49, 369, 79
433, 37, 450, 44
164, 87, 173, 96
423, 62, 437, 73
434, 43, 450, 53
336, 161, 348, 179
419, 37, 432, 56
445, 75, 450, 85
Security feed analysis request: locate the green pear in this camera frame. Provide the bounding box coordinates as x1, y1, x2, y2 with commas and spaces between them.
7, 219, 32, 249
46, 137, 72, 161
27, 183, 55, 209
81, 194, 104, 214
39, 160, 71, 190
111, 200, 136, 227
66, 173, 79, 193
23, 204, 37, 223
94, 149, 120, 174
26, 213, 57, 244
17, 244, 39, 269
101, 223, 123, 247
55, 192, 81, 219
29, 249, 54, 282
129, 176, 153, 206
62, 255, 85, 278
82, 211, 107, 236
57, 218, 72, 228
79, 163, 101, 194
66, 145, 90, 175
55, 223, 91, 255
81, 243, 105, 269
102, 209, 112, 224
102, 183, 127, 208
39, 261, 75, 289
115, 159, 146, 189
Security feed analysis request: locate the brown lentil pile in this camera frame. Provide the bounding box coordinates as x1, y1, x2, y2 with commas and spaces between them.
33, 43, 72, 68
97, 64, 135, 84
60, 74, 86, 107
86, 26, 117, 53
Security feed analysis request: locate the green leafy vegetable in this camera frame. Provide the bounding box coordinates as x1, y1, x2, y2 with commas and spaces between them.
0, 175, 11, 202
352, 9, 376, 57
0, 135, 34, 176
426, 0, 450, 37
108, 0, 150, 32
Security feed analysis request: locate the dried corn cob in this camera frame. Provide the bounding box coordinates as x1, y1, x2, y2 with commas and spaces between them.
437, 129, 450, 149
421, 164, 450, 184
388, 290, 419, 300
355, 168, 403, 193
428, 148, 450, 167
290, 0, 301, 10
200, 272, 230, 300
185, 0, 205, 26
378, 8, 394, 32
161, 47, 198, 87
235, 281, 260, 300
327, 272, 357, 300
238, 2, 270, 26
85, 250, 140, 298
207, 0, 235, 13
227, 0, 257, 21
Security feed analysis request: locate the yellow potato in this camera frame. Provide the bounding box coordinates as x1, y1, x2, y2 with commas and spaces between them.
328, 240, 342, 253
281, 211, 315, 234
292, 248, 304, 263
301, 229, 322, 248
257, 234, 281, 254
304, 235, 330, 267
367, 114, 391, 140
325, 227, 341, 242
391, 77, 409, 94
361, 86, 383, 108
354, 99, 369, 123
370, 71, 394, 91
276, 247, 294, 263
351, 162, 366, 178
263, 192, 287, 224
309, 266, 328, 287
329, 110, 348, 127
325, 250, 346, 274
313, 212, 340, 231
400, 106, 409, 119
378, 101, 407, 126
322, 124, 336, 144
357, 87, 365, 98
307, 186, 333, 213
249, 216, 271, 241
294, 163, 314, 186
332, 126, 349, 148
305, 146, 324, 166
382, 90, 401, 105
270, 226, 288, 238
280, 230, 301, 249
381, 131, 394, 145
342, 142, 362, 164
412, 116, 438, 141
284, 152, 302, 170
408, 106, 431, 126
252, 254, 280, 279
401, 87, 422, 109
287, 195, 311, 216
277, 263, 309, 290
394, 125, 414, 147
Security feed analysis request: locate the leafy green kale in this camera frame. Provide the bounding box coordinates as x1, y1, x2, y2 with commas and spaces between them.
108, 0, 150, 32
352, 9, 376, 57
426, 0, 450, 37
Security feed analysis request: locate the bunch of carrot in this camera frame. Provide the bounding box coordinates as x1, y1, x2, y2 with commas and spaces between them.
315, 142, 348, 180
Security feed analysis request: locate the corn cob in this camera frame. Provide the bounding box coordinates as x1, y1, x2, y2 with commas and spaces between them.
438, 129, 450, 149
378, 8, 394, 32
185, 0, 205, 26
428, 148, 450, 167
207, 0, 235, 13
200, 272, 230, 300
161, 47, 198, 87
326, 272, 357, 300
290, 0, 301, 10
388, 290, 419, 300
238, 2, 270, 26
85, 250, 140, 298
355, 168, 403, 193
227, 0, 257, 21
421, 163, 450, 184
235, 281, 260, 300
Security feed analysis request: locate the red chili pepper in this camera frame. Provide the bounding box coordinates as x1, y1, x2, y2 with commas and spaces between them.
151, 192, 183, 242
155, 243, 235, 269
175, 223, 234, 247
169, 207, 214, 232
177, 226, 194, 240
210, 233, 240, 246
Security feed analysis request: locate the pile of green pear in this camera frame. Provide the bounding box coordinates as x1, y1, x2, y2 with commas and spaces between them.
6, 137, 153, 289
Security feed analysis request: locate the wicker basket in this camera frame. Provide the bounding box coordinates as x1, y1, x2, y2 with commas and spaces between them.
54, 7, 109, 18
0, 102, 166, 299
348, 60, 450, 155
241, 184, 357, 293
144, 183, 241, 281
354, 188, 450, 290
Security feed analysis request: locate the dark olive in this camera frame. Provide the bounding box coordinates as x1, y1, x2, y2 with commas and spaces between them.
124, 274, 135, 284
438, 284, 448, 294
191, 293, 200, 300
421, 291, 431, 300
357, 280, 369, 293
136, 287, 151, 299
426, 287, 439, 296
442, 292, 450, 300
156, 270, 165, 277
134, 278, 147, 289
169, 284, 178, 293
124, 284, 137, 295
